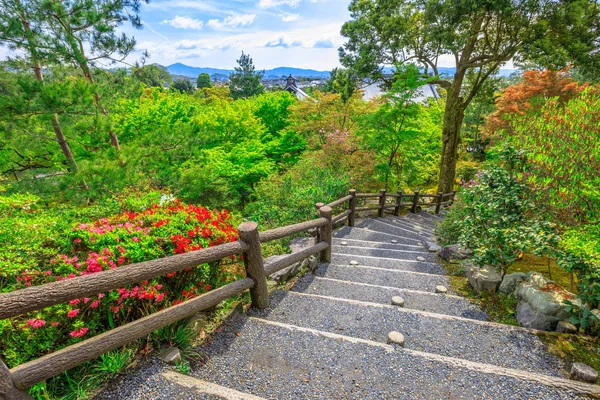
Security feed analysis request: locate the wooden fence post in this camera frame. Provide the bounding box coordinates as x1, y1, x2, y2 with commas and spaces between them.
315, 202, 324, 242
451, 191, 457, 204
411, 191, 419, 213
1, 358, 31, 399
435, 192, 443, 214
394, 190, 403, 216
238, 222, 269, 309
378, 189, 387, 217
318, 206, 333, 263
348, 190, 357, 227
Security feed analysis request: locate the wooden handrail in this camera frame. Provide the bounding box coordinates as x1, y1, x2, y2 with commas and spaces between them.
0, 187, 457, 394
0, 241, 248, 320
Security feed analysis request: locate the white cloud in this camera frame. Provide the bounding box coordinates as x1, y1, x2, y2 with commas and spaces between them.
258, 0, 300, 9
208, 14, 256, 29
161, 15, 203, 30
279, 13, 299, 22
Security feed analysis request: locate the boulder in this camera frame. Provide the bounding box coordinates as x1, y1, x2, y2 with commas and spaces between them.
266, 253, 318, 283
556, 321, 578, 334
465, 263, 502, 294
439, 244, 472, 263
425, 241, 442, 253
515, 282, 573, 321
571, 362, 599, 384
159, 347, 182, 364
588, 309, 600, 329
498, 272, 528, 294
516, 301, 561, 331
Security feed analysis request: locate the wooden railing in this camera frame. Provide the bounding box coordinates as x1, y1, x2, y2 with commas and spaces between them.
0, 188, 454, 397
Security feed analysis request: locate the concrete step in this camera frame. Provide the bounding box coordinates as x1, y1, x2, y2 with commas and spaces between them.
332, 244, 437, 262
332, 237, 426, 252
316, 264, 450, 292
331, 253, 445, 275
356, 219, 431, 241
382, 216, 436, 234
161, 371, 266, 399
185, 315, 590, 400
333, 226, 423, 246
251, 291, 566, 377
292, 275, 487, 320
404, 212, 442, 227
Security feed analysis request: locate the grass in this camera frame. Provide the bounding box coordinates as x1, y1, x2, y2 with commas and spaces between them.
536, 331, 600, 376
507, 253, 578, 293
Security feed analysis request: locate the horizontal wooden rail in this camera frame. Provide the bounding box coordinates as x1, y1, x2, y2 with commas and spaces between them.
264, 242, 329, 276
326, 195, 353, 208
0, 241, 248, 320
356, 193, 382, 198
418, 194, 438, 198
332, 209, 352, 223
355, 205, 381, 211
10, 278, 255, 389
258, 218, 327, 243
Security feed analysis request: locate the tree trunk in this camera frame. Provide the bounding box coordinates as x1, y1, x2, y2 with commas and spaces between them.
437, 76, 467, 194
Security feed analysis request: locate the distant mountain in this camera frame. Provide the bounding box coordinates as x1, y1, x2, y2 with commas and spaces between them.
166, 63, 330, 79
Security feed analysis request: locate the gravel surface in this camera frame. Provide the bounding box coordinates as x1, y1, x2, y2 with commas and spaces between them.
334, 226, 423, 245
330, 254, 445, 275
398, 213, 440, 227
332, 245, 437, 262
381, 217, 435, 235
316, 264, 450, 291
292, 275, 487, 321
99, 314, 584, 400
357, 219, 428, 241
250, 290, 566, 377
332, 238, 425, 252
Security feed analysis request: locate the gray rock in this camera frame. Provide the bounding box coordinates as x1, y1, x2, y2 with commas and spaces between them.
571, 362, 599, 383
187, 312, 208, 335
159, 347, 181, 364
350, 260, 359, 265
266, 255, 302, 283
439, 244, 472, 263
267, 279, 278, 289
465, 264, 502, 294
416, 256, 426, 262
391, 240, 398, 244
499, 272, 528, 294
425, 241, 441, 253
516, 301, 560, 331
289, 236, 315, 253
387, 331, 405, 347
340, 241, 348, 246
391, 296, 405, 307
515, 282, 573, 321
588, 309, 600, 329
556, 321, 578, 334
435, 285, 447, 294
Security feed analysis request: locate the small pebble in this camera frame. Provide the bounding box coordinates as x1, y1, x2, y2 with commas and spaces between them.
435, 285, 447, 294
391, 240, 398, 244
391, 296, 405, 307
349, 260, 359, 265
340, 241, 348, 246
416, 256, 425, 262
571, 362, 599, 383
387, 331, 405, 347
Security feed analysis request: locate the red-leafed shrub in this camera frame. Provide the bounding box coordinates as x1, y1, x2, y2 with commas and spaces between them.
1, 199, 240, 368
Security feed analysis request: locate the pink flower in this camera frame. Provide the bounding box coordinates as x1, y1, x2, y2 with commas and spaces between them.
50, 322, 60, 327
132, 236, 140, 242
67, 309, 80, 318
98, 293, 105, 299
155, 293, 165, 302
90, 300, 101, 308
27, 319, 46, 329
73, 238, 82, 244
69, 327, 89, 337
69, 299, 80, 305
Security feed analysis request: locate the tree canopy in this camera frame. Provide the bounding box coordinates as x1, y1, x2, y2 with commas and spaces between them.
229, 52, 264, 99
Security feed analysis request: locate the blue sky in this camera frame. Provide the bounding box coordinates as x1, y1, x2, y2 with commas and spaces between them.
118, 0, 353, 70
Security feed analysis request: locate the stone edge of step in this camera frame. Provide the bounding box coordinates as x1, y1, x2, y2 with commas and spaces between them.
161, 370, 267, 400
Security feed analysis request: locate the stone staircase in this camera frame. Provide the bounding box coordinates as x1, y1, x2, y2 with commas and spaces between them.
96, 212, 600, 400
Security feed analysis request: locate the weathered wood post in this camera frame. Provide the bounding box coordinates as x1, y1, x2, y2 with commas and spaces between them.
451, 190, 457, 204
318, 206, 333, 263
238, 222, 269, 309
394, 190, 403, 216
348, 190, 357, 227
378, 189, 387, 217
435, 192, 443, 214
1, 359, 32, 399
411, 191, 420, 213
315, 202, 324, 243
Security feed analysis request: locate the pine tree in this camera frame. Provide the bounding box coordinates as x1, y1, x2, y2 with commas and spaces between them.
229, 52, 264, 99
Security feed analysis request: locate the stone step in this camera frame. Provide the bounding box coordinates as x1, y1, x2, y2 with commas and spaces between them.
331, 253, 445, 275
251, 291, 566, 377
184, 315, 591, 400
356, 219, 431, 241
382, 216, 436, 234
332, 244, 437, 262
161, 371, 267, 399
316, 264, 450, 292
292, 275, 487, 320
333, 226, 423, 246
332, 237, 426, 252
405, 212, 442, 227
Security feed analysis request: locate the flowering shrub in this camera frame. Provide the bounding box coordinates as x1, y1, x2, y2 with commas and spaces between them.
0, 199, 240, 368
